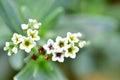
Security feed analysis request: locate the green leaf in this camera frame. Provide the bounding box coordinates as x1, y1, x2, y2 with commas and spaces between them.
39, 7, 64, 37
14, 56, 67, 80
0, 0, 22, 33
0, 0, 63, 37
51, 14, 117, 36
9, 50, 25, 70
0, 17, 12, 49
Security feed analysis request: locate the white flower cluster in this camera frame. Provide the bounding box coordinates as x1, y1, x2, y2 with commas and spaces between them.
4, 19, 42, 56
43, 32, 86, 62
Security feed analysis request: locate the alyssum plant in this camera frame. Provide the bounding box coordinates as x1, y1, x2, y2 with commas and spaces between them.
4, 19, 86, 63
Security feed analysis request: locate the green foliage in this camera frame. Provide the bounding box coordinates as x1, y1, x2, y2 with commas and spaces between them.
14, 56, 67, 80
1, 0, 120, 80
0, 0, 63, 36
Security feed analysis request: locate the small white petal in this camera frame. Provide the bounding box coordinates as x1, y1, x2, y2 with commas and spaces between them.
36, 36, 40, 41
56, 36, 62, 41
21, 24, 28, 30
75, 32, 82, 38
58, 57, 64, 62
8, 52, 11, 56
29, 19, 33, 23
70, 54, 76, 59
38, 22, 42, 26
3, 47, 7, 51
33, 23, 41, 29
19, 43, 24, 50
79, 41, 86, 48
65, 53, 69, 57
12, 47, 18, 54
5, 42, 10, 47
25, 49, 31, 53
67, 32, 71, 36
33, 24, 39, 29
52, 56, 57, 61
48, 39, 54, 44
75, 46, 79, 53
29, 19, 37, 23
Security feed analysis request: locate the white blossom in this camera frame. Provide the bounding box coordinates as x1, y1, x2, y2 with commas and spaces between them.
11, 33, 23, 44
65, 44, 79, 59
27, 29, 40, 41
12, 47, 18, 54
79, 41, 86, 48
43, 39, 54, 54
52, 49, 65, 62
4, 41, 12, 56
29, 19, 37, 23
21, 24, 28, 30
75, 32, 82, 38
4, 42, 18, 55
67, 32, 79, 43
54, 36, 68, 50
20, 37, 36, 53
5, 42, 10, 47
33, 22, 42, 29
8, 52, 12, 56
4, 46, 8, 51
4, 42, 11, 51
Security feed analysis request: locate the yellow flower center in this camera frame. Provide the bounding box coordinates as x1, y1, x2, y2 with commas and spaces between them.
68, 46, 74, 54
24, 40, 31, 47
15, 37, 19, 42
30, 32, 35, 38
59, 41, 64, 48
70, 36, 74, 41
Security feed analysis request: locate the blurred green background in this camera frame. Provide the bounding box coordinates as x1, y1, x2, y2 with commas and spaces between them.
0, 0, 120, 80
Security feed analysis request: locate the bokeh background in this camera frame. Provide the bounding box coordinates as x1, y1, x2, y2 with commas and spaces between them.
0, 0, 120, 80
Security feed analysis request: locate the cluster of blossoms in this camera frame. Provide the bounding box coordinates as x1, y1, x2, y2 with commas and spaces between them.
42, 32, 86, 62
4, 19, 42, 56
3, 19, 86, 63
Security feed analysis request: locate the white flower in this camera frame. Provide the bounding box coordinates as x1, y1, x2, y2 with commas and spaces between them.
21, 24, 28, 30
33, 22, 42, 29
8, 52, 12, 56
75, 32, 82, 38
20, 37, 36, 53
29, 19, 37, 23
27, 29, 40, 41
4, 42, 12, 56
28, 19, 42, 29
4, 47, 7, 51
5, 42, 10, 47
4, 42, 18, 56
43, 39, 54, 54
67, 32, 79, 43
11, 33, 23, 44
65, 44, 79, 59
52, 49, 65, 62
12, 47, 18, 54
4, 42, 10, 51
79, 41, 86, 48
54, 36, 68, 50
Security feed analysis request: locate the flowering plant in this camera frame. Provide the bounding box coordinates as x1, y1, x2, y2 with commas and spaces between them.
4, 19, 86, 63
